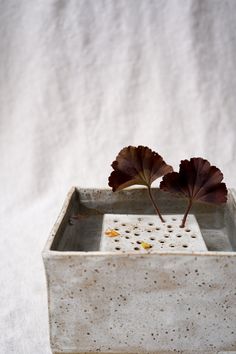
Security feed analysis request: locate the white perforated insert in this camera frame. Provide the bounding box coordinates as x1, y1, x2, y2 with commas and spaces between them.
100, 214, 207, 252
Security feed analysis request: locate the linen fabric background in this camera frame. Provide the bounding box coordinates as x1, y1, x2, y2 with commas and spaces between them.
0, 0, 236, 353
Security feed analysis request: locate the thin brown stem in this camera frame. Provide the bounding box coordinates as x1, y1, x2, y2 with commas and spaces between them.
180, 199, 193, 228
147, 186, 165, 222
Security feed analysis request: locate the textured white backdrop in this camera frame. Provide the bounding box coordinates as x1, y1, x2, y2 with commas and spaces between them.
1, 0, 236, 353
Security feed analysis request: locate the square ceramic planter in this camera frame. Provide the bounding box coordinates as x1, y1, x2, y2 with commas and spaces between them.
42, 187, 236, 354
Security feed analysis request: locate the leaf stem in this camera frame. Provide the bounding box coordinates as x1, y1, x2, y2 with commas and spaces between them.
180, 199, 193, 228
147, 186, 165, 222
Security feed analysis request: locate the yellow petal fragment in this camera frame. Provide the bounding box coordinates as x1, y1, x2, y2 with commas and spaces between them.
141, 242, 152, 249
105, 229, 120, 237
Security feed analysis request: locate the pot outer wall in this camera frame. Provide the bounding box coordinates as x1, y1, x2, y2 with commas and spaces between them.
43, 187, 236, 354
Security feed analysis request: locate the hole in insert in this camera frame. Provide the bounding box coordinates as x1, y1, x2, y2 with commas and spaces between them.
159, 240, 165, 244
134, 233, 140, 236
170, 244, 175, 248
176, 234, 182, 238
172, 218, 177, 221
191, 235, 197, 238
114, 220, 118, 223
114, 239, 119, 242
148, 223, 154, 226
164, 234, 169, 238
115, 247, 121, 250
136, 241, 142, 244
150, 237, 155, 241
185, 229, 191, 232
182, 244, 188, 248
125, 230, 130, 233
167, 225, 172, 228
122, 223, 126, 226
134, 247, 140, 251
125, 236, 130, 239
155, 227, 160, 231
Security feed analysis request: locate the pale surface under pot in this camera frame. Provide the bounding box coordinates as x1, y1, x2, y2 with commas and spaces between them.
42, 187, 236, 354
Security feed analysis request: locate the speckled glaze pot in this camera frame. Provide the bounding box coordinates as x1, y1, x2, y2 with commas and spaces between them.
42, 187, 236, 354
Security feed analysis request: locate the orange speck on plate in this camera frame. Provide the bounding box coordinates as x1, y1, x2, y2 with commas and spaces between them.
141, 242, 152, 249
105, 229, 120, 237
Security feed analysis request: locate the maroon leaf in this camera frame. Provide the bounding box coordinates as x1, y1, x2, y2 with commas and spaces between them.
160, 157, 227, 227
108, 146, 173, 222
108, 146, 173, 192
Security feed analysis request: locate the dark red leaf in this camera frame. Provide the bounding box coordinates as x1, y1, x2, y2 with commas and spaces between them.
108, 146, 173, 192
160, 157, 227, 204
160, 157, 227, 227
